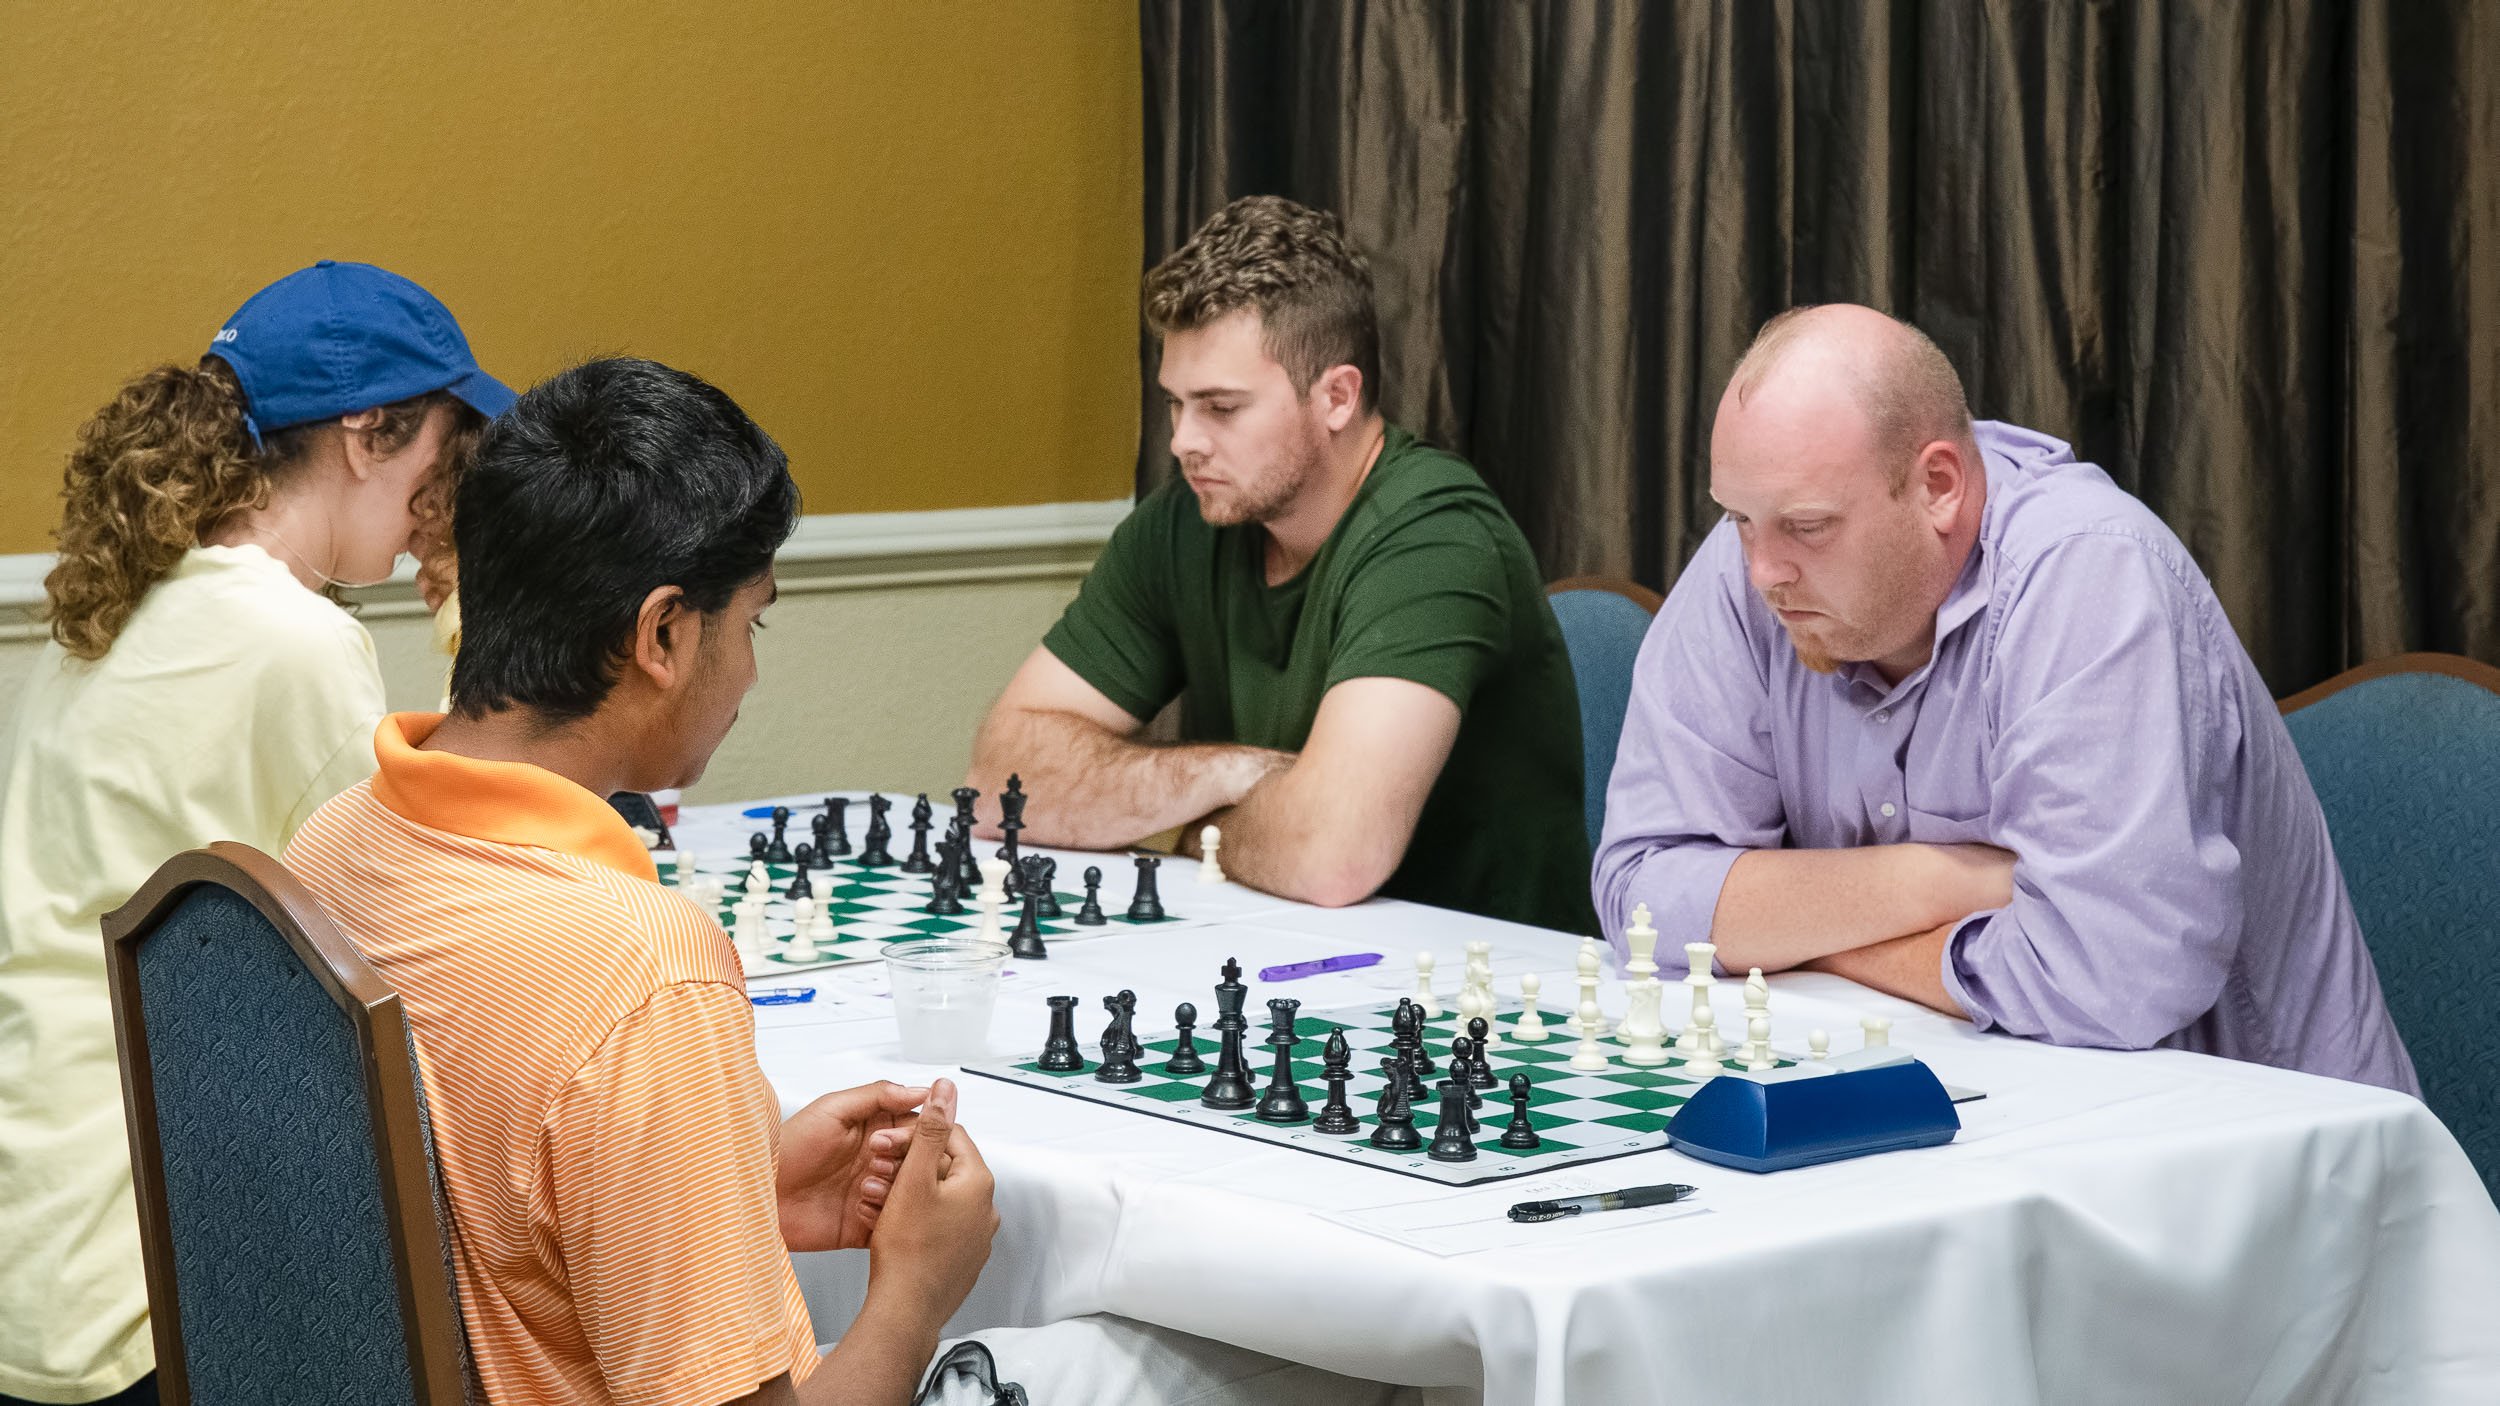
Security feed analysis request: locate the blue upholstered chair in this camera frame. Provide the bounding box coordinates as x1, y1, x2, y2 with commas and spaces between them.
1545, 577, 1665, 850
2280, 654, 2500, 1199
102, 842, 472, 1405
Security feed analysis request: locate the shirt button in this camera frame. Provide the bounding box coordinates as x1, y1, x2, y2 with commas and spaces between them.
1874, 710, 1891, 723
1880, 803, 1898, 818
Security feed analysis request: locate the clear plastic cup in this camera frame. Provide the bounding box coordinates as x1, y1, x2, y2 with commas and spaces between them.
884, 938, 1009, 1063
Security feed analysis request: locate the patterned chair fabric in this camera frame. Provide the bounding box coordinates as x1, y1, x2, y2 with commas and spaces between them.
2282, 657, 2500, 1199
1546, 581, 1663, 851
109, 847, 469, 1404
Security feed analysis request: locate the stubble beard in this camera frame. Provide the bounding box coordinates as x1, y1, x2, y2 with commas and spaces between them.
1190, 422, 1328, 529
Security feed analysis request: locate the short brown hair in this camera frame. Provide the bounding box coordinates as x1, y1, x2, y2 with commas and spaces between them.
1143, 195, 1382, 410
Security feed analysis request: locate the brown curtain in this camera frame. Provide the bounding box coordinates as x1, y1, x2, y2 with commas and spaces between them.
1139, 0, 2499, 693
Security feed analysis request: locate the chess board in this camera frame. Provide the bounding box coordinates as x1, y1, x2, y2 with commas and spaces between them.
964, 999, 1788, 1187
661, 853, 1176, 976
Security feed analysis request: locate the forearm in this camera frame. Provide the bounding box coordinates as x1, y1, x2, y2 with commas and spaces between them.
1200, 761, 1408, 909
1801, 923, 1969, 1019
1709, 844, 2009, 972
788, 1294, 944, 1406
967, 705, 1285, 850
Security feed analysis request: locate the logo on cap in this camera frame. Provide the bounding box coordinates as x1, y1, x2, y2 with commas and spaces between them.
212, 328, 238, 344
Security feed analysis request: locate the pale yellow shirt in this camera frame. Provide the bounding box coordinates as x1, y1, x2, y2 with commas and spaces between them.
0, 544, 385, 1401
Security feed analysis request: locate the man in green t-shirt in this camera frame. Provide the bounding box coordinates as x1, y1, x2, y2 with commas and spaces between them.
968, 196, 1596, 936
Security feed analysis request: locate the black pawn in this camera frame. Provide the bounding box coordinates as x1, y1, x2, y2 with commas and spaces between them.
1499, 1073, 1542, 1150
1369, 1056, 1423, 1151
786, 851, 815, 901
1038, 995, 1086, 1072
858, 795, 895, 867
1465, 1020, 1498, 1089
1094, 994, 1140, 1083
1126, 855, 1166, 923
900, 795, 935, 874
822, 798, 852, 858
1254, 1037, 1310, 1123
1164, 1002, 1206, 1075
1030, 857, 1063, 919
1313, 1029, 1358, 1134
765, 806, 795, 864
748, 832, 770, 864
1073, 866, 1108, 925
1427, 1081, 1479, 1162
1008, 886, 1048, 960
806, 815, 836, 868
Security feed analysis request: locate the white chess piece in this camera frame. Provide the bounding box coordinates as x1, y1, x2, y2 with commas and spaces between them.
731, 903, 767, 970
1677, 942, 1717, 1057
784, 911, 820, 962
974, 857, 1011, 943
1572, 937, 1613, 1037
1809, 1029, 1831, 1060
746, 859, 772, 896
668, 848, 696, 885
1511, 972, 1549, 1041
1570, 994, 1610, 1070
817, 895, 841, 948
1413, 951, 1443, 1019
1681, 1005, 1723, 1078
1742, 1012, 1776, 1070
1197, 824, 1227, 884
1862, 1015, 1892, 1049
1617, 904, 1670, 1067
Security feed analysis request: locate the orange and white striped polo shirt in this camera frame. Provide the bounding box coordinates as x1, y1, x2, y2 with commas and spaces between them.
285, 713, 818, 1406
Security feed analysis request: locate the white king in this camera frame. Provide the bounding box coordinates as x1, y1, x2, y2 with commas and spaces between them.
1617, 903, 1671, 1066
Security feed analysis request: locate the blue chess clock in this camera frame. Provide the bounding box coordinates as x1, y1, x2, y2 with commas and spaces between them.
1666, 1049, 1961, 1173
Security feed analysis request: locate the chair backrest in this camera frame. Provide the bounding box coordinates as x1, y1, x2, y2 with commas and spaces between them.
2280, 653, 2500, 1198
1545, 576, 1665, 850
102, 842, 469, 1405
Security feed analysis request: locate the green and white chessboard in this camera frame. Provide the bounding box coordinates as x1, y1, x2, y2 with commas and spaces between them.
965, 999, 1789, 1186
660, 854, 1177, 976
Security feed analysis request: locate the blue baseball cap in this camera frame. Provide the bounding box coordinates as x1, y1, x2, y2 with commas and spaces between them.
204, 260, 516, 443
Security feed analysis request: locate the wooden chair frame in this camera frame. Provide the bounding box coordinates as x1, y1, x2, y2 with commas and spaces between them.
2279, 651, 2500, 713
100, 841, 467, 1406
1545, 574, 1665, 614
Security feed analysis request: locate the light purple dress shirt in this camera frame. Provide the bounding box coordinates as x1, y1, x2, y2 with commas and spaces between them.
1594, 421, 2418, 1095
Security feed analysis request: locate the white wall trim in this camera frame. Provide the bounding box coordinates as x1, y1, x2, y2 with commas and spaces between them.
0, 498, 1132, 635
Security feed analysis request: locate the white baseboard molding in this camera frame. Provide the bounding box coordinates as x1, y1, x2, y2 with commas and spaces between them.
0, 498, 1132, 638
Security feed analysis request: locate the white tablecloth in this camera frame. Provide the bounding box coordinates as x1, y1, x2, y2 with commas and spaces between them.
682, 797, 2500, 1404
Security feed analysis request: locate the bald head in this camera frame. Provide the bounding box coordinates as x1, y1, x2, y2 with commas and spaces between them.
1725, 304, 1974, 489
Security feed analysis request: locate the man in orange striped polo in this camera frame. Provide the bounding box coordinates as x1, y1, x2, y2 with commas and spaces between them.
287, 358, 1419, 1406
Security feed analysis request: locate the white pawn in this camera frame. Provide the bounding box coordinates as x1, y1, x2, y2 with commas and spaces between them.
1742, 1012, 1776, 1071
1570, 994, 1610, 1070
746, 859, 772, 897
1413, 951, 1443, 1019
1681, 1005, 1723, 1078
1197, 824, 1227, 884
1862, 1015, 1892, 1049
1511, 972, 1549, 1041
1809, 1029, 1831, 1060
668, 848, 696, 886
784, 911, 820, 963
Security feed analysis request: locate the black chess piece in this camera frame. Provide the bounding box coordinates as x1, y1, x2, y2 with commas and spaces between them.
786, 853, 815, 901
1465, 1020, 1498, 1089
823, 798, 852, 858
1312, 1029, 1359, 1134
748, 832, 770, 864
1008, 885, 1048, 960
1394, 1000, 1437, 1078
900, 795, 935, 874
1199, 958, 1257, 1110
951, 785, 980, 832
950, 817, 982, 893
1126, 855, 1166, 923
924, 844, 965, 917
1073, 866, 1107, 925
858, 795, 895, 866
653, 819, 674, 852
1038, 995, 1086, 1072
1427, 1081, 1479, 1162
765, 806, 795, 864
1029, 857, 1063, 920
1254, 1036, 1310, 1123
1164, 1002, 1207, 1075
1015, 855, 1052, 920
1499, 1073, 1542, 1150
995, 773, 1027, 873
1369, 1056, 1423, 1151
1094, 994, 1141, 1083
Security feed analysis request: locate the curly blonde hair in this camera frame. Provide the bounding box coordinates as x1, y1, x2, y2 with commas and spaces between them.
43, 357, 477, 659
1143, 195, 1382, 410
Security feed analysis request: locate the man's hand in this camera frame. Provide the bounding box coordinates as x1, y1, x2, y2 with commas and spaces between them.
777, 1081, 926, 1253
1708, 841, 2018, 972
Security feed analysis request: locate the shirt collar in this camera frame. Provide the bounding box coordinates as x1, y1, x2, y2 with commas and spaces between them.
369, 712, 658, 882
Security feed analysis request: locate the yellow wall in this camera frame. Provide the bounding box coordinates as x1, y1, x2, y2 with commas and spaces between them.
0, 1, 1142, 554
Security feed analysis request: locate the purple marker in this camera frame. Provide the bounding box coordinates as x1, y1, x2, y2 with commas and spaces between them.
1258, 952, 1383, 982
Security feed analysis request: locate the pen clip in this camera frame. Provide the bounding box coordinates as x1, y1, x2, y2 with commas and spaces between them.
1505, 1199, 1583, 1224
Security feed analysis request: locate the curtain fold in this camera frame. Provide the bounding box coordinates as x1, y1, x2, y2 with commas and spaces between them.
1140, 0, 2497, 692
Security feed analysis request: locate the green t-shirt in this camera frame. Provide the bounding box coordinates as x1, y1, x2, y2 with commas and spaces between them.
1043, 425, 1598, 936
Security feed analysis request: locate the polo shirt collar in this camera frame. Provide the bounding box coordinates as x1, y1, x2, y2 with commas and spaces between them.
369, 712, 658, 882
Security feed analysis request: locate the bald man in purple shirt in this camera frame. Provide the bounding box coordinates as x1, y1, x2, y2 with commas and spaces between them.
1595, 305, 2417, 1094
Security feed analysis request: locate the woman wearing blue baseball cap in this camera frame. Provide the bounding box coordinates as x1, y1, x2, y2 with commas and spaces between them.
0, 261, 513, 1406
